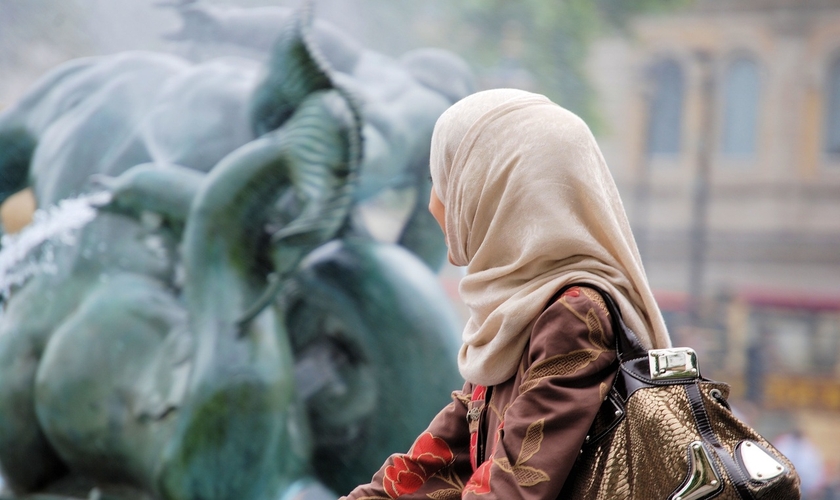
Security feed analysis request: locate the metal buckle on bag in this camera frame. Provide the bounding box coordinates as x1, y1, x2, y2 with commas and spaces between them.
649, 348, 698, 380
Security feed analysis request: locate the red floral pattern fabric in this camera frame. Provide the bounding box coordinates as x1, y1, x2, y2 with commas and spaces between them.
383, 432, 455, 498
471, 385, 486, 401
463, 461, 492, 495
469, 431, 479, 471
410, 432, 455, 471
384, 457, 427, 498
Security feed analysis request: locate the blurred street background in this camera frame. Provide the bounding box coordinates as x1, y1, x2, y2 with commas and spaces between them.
2, 0, 840, 496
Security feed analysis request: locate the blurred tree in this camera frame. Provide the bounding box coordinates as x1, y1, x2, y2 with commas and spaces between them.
407, 0, 690, 128
1, 0, 687, 125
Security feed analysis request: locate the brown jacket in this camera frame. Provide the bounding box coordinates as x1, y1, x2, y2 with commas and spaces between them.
342, 285, 617, 499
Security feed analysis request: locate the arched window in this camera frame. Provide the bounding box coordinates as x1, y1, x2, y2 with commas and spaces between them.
647, 58, 684, 156
721, 57, 760, 157
824, 55, 840, 156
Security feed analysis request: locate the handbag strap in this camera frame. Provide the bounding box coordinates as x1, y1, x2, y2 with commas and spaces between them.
554, 283, 647, 362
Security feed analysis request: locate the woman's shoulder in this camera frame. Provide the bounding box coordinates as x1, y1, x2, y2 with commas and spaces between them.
528, 285, 615, 358
540, 285, 612, 323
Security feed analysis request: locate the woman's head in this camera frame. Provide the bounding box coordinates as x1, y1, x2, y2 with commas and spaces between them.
429, 88, 620, 271
429, 88, 535, 203
427, 88, 670, 385
429, 88, 541, 265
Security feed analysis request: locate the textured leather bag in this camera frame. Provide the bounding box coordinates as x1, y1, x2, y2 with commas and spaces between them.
561, 287, 801, 500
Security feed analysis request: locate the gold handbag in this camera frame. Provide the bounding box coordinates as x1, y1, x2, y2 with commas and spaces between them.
561, 288, 801, 500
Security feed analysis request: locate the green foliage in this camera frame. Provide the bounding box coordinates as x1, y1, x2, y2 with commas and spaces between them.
416, 0, 689, 128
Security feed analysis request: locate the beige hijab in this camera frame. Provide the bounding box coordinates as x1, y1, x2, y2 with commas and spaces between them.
430, 89, 671, 386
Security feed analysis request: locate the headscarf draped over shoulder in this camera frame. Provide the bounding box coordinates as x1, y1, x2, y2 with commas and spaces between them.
430, 88, 671, 386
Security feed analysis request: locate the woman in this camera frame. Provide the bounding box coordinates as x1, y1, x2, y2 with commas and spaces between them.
342, 88, 671, 498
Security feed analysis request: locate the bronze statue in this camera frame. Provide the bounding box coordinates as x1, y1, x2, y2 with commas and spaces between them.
0, 6, 472, 499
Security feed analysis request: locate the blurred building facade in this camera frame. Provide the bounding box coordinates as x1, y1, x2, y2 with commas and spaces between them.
589, 0, 840, 475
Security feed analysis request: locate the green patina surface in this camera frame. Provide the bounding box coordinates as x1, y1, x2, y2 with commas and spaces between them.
0, 6, 468, 500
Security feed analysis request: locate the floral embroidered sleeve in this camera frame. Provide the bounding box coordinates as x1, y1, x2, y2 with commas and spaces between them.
343, 286, 618, 499
462, 286, 617, 499
341, 383, 475, 500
